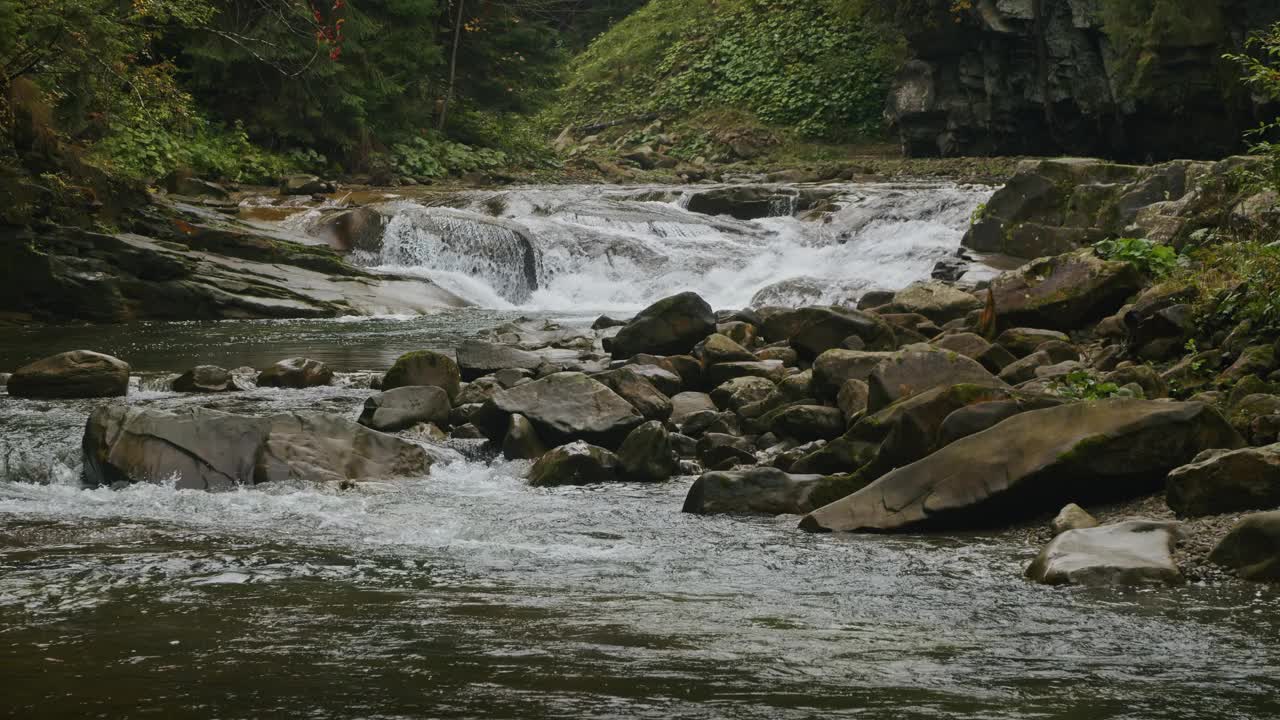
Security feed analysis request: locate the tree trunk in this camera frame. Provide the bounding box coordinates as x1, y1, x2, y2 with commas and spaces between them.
438, 0, 466, 132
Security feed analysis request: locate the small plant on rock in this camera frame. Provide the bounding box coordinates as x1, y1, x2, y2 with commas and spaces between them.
1053, 369, 1125, 401
1093, 237, 1179, 278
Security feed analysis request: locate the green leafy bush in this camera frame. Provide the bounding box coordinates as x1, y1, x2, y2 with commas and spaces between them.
91, 119, 295, 184
1226, 21, 1280, 193
390, 135, 508, 180
1094, 237, 1179, 277
1053, 370, 1127, 401
1182, 239, 1280, 335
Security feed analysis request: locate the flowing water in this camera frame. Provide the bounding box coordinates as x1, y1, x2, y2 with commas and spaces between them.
2, 182, 1279, 719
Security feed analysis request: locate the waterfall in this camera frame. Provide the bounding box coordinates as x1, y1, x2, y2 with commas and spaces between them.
354, 182, 994, 312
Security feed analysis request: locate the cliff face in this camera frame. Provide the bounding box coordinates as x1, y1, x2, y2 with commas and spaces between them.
887, 0, 1280, 160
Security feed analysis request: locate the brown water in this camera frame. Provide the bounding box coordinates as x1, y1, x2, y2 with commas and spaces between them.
2, 316, 1279, 719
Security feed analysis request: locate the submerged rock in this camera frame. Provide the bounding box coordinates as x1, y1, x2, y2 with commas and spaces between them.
83, 406, 429, 491
683, 468, 828, 515
8, 350, 130, 399
800, 400, 1242, 533
358, 386, 451, 433
1209, 511, 1280, 581
257, 358, 334, 389
1026, 520, 1185, 586
527, 442, 620, 487
609, 292, 716, 359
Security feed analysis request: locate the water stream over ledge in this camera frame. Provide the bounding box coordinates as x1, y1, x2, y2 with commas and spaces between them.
2, 182, 1279, 718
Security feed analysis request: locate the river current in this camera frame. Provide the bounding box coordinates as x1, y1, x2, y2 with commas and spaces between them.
2, 182, 1278, 719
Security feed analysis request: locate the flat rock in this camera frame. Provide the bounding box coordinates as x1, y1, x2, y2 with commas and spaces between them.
1166, 444, 1280, 517
382, 351, 462, 401
471, 372, 643, 449
683, 468, 828, 515
1026, 520, 1185, 586
358, 386, 451, 433
456, 340, 544, 381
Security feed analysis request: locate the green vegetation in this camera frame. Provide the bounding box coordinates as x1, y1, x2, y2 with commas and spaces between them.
1094, 237, 1180, 278
1053, 370, 1127, 401
1227, 20, 1280, 193
1177, 238, 1280, 336
550, 0, 896, 141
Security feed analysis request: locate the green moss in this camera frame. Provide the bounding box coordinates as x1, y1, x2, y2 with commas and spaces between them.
809, 470, 874, 510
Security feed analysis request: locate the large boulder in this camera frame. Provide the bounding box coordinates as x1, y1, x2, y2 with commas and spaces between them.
382, 351, 462, 401
881, 282, 982, 323
358, 386, 451, 433
1166, 445, 1280, 517
257, 358, 334, 389
788, 307, 897, 357
989, 251, 1143, 331
592, 367, 673, 422
83, 406, 429, 491
1209, 511, 1280, 581
502, 414, 547, 461
686, 186, 794, 220
1026, 521, 1185, 586
8, 350, 130, 399
527, 442, 620, 487
800, 400, 1242, 533
710, 376, 776, 413
172, 365, 241, 394
609, 292, 715, 359
471, 372, 643, 449
455, 340, 544, 381
866, 347, 1005, 412
682, 468, 829, 515
618, 421, 678, 482
769, 405, 845, 442
695, 333, 755, 365
812, 350, 895, 398
670, 392, 717, 426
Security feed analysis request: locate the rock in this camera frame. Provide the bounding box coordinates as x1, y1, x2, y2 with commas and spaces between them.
1167, 444, 1280, 517
931, 332, 1015, 373
718, 321, 758, 348
695, 333, 755, 365
280, 175, 335, 195
457, 377, 500, 406
800, 400, 1242, 533
996, 328, 1071, 358
623, 360, 686, 396
257, 358, 333, 389
1209, 511, 1280, 581
1221, 344, 1279, 385
593, 367, 673, 421
867, 347, 1004, 412
1103, 365, 1168, 400
710, 377, 777, 414
452, 424, 486, 440
682, 468, 828, 515
316, 207, 387, 254
358, 386, 451, 433
618, 421, 678, 482
836, 379, 870, 422
84, 405, 429, 490
989, 251, 1143, 331
788, 306, 897, 357
527, 442, 620, 487
494, 368, 535, 388
998, 351, 1052, 385
1026, 521, 1185, 586
382, 351, 462, 401
8, 350, 130, 399
609, 292, 715, 359
686, 186, 795, 220
770, 405, 846, 442
165, 173, 230, 199
881, 282, 982, 323
471, 372, 643, 449
696, 433, 757, 471
705, 360, 787, 388
937, 395, 1064, 447
455, 340, 544, 381
812, 350, 895, 398
172, 365, 239, 393
592, 315, 629, 330
755, 346, 797, 366
1052, 504, 1099, 535
502, 414, 547, 461
671, 392, 717, 426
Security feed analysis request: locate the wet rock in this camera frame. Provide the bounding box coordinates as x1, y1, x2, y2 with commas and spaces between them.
989, 251, 1143, 331
788, 306, 898, 357
502, 414, 547, 461
1026, 520, 1185, 586
670, 432, 698, 459
451, 424, 486, 440
618, 421, 678, 482
624, 358, 689, 395
8, 350, 130, 399
682, 468, 828, 515
686, 186, 794, 220
494, 368, 535, 388
695, 333, 755, 365
1167, 445, 1280, 517
696, 433, 757, 471
837, 379, 870, 422
383, 351, 462, 401
609, 292, 715, 359
593, 367, 673, 422
770, 405, 846, 442
455, 340, 544, 381
867, 347, 1004, 412
931, 332, 1016, 373
996, 328, 1071, 358
257, 358, 333, 389
172, 365, 240, 393
998, 351, 1052, 385
471, 372, 643, 449
754, 346, 798, 366
84, 405, 429, 490
592, 315, 629, 330
359, 386, 451, 433
718, 321, 758, 348
812, 350, 895, 398
670, 392, 717, 426
1052, 504, 1099, 535
705, 360, 787, 388
801, 400, 1242, 533
527, 442, 620, 487
457, 377, 501, 406
711, 377, 776, 414
166, 173, 230, 200
280, 175, 336, 195
1209, 511, 1280, 581
316, 207, 386, 254
881, 282, 982, 323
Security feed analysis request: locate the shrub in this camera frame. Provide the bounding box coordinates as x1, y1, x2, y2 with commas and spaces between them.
1053, 369, 1127, 401
1094, 237, 1179, 277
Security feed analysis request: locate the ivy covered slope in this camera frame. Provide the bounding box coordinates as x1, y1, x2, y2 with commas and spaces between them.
546, 0, 898, 168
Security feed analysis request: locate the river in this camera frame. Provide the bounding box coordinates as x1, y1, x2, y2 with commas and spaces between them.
2, 181, 1278, 719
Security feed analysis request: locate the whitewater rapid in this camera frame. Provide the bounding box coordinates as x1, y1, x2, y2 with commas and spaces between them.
353, 182, 993, 312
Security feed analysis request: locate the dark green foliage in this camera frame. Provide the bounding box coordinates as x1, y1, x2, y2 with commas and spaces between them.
1094, 237, 1180, 278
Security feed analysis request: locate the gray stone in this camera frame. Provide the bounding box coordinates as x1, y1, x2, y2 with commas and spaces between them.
618, 421, 678, 482
1209, 511, 1280, 581
1052, 504, 1099, 535
503, 414, 547, 461
527, 442, 620, 487
471, 372, 643, 449
383, 351, 462, 401
359, 386, 451, 433
1026, 521, 1184, 586
1167, 444, 1280, 517
683, 468, 828, 515
8, 350, 130, 399
610, 292, 716, 359
257, 358, 333, 389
